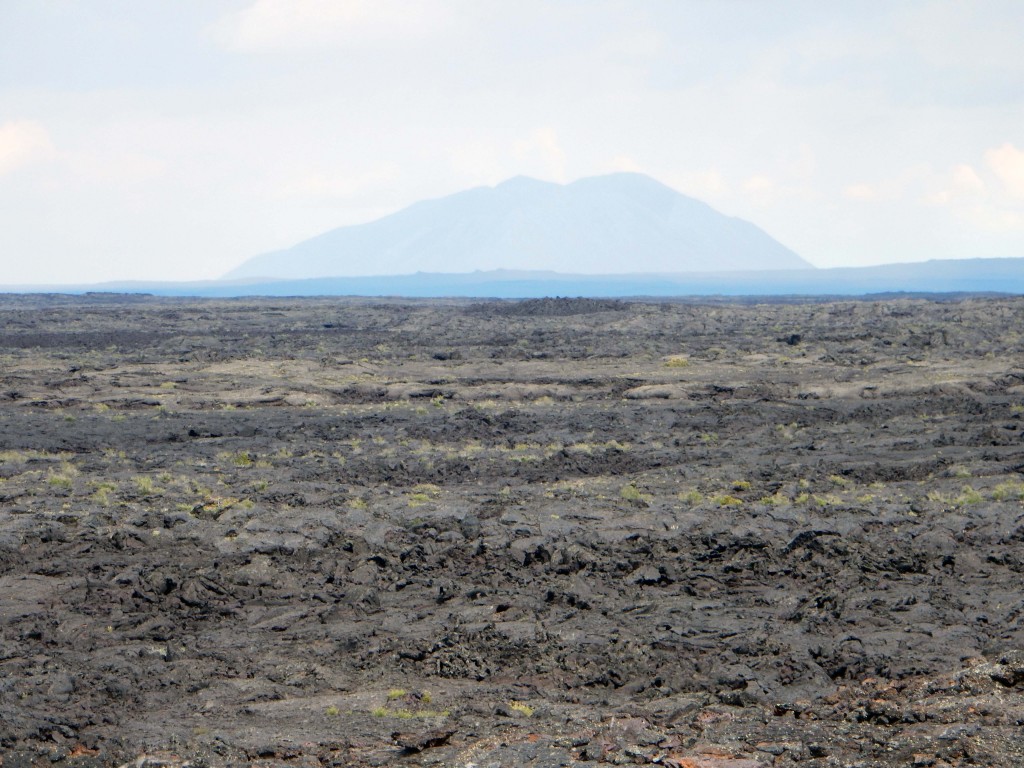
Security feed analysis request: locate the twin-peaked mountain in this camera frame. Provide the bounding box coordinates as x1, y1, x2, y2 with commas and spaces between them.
226, 172, 811, 280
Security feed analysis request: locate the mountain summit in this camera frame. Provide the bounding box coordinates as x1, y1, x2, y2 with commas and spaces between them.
226, 173, 810, 279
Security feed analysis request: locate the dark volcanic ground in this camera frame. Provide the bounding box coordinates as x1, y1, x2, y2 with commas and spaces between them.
1, 294, 1024, 767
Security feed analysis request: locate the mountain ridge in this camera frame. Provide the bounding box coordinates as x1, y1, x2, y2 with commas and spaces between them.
226, 172, 810, 279
12, 257, 1020, 298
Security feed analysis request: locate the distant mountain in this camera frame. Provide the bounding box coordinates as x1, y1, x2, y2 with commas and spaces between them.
225, 173, 810, 279
38, 257, 1021, 299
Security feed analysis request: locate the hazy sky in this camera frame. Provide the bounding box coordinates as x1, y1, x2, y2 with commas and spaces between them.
2, 1, 1023, 284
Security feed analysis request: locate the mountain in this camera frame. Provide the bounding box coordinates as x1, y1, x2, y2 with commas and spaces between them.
225, 173, 811, 279
44, 257, 1021, 298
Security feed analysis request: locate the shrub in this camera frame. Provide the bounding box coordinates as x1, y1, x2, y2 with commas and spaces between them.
713, 494, 743, 507
620, 483, 652, 504
956, 485, 983, 505
47, 473, 74, 491
508, 700, 534, 717
678, 489, 703, 505
992, 481, 1024, 501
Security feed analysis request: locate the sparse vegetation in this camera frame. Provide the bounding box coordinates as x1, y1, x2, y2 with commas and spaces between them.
371, 705, 448, 719
713, 494, 744, 507
6, 294, 1024, 764
678, 489, 703, 505
956, 485, 984, 505
620, 483, 652, 504
47, 472, 74, 491
90, 482, 116, 506
219, 450, 253, 467
992, 481, 1024, 501
508, 700, 534, 717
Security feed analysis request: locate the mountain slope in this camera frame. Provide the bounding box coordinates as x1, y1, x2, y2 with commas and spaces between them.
226, 173, 810, 279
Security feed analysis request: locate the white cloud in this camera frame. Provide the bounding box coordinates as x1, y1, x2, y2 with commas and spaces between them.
844, 182, 881, 201
985, 143, 1024, 200
512, 127, 567, 183
276, 164, 399, 201
0, 120, 55, 175
743, 175, 774, 194
843, 167, 927, 204
911, 149, 1024, 232
923, 163, 986, 205
610, 155, 644, 174
741, 175, 788, 208
678, 169, 728, 200
449, 141, 507, 186
741, 173, 818, 208
210, 0, 450, 51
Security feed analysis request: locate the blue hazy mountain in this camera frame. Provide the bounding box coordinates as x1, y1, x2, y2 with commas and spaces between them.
45, 257, 1021, 298
225, 173, 811, 279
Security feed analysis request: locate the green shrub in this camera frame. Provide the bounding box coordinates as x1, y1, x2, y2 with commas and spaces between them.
678, 489, 703, 505
713, 494, 743, 507
620, 483, 652, 504
508, 700, 534, 717
956, 485, 983, 505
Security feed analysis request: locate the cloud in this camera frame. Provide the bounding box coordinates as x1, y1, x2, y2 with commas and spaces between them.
924, 163, 986, 206
843, 182, 881, 201
985, 143, 1024, 200
678, 169, 728, 199
276, 164, 399, 201
843, 167, 926, 203
210, 0, 449, 51
0, 120, 55, 175
912, 149, 1024, 232
741, 173, 817, 207
449, 141, 506, 186
513, 127, 567, 183
610, 156, 644, 174
743, 175, 774, 194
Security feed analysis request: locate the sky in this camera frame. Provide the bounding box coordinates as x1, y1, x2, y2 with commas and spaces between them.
1, 0, 1023, 284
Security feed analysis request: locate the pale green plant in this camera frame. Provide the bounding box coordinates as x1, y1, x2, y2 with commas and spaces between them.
620, 483, 652, 504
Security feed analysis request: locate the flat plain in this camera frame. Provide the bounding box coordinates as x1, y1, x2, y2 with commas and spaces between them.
2, 294, 1024, 767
